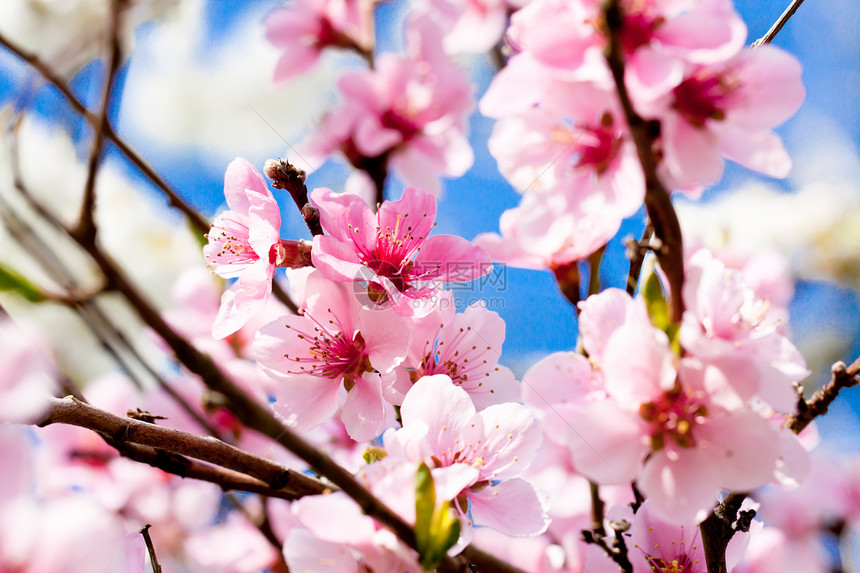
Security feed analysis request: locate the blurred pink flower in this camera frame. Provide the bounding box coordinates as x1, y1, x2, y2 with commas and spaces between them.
266, 0, 373, 82
307, 15, 474, 194
475, 190, 623, 271
0, 319, 54, 423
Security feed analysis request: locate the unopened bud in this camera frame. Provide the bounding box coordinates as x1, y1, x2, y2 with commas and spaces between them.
264, 158, 306, 190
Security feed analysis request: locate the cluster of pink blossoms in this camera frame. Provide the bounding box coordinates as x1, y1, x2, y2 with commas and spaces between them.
477, 0, 805, 272
523, 248, 810, 525
2, 0, 851, 569
202, 163, 546, 563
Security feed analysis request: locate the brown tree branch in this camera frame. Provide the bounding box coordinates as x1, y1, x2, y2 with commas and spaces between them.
788, 358, 860, 434
602, 0, 685, 322
0, 31, 209, 236
74, 0, 126, 243
0, 32, 298, 314
38, 396, 326, 498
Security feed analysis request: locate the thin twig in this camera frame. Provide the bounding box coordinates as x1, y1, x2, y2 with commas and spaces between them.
5, 118, 225, 438
602, 0, 685, 322
0, 31, 209, 235
751, 0, 806, 48
788, 358, 860, 434
590, 481, 606, 536
0, 31, 300, 313
139, 524, 162, 573
74, 0, 126, 243
625, 225, 654, 296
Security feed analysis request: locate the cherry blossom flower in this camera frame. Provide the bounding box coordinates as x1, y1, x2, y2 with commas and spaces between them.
506, 0, 747, 93
474, 189, 623, 271
482, 80, 644, 217
306, 15, 474, 194
285, 477, 424, 573
204, 157, 291, 339
569, 318, 782, 524
587, 501, 750, 572
254, 271, 411, 441
654, 45, 805, 189
681, 249, 809, 413
415, 0, 522, 54
266, 0, 373, 83
383, 375, 549, 536
387, 303, 520, 408
311, 186, 492, 316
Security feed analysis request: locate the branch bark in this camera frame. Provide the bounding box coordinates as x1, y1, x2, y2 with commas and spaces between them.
602, 0, 685, 322
38, 396, 326, 498
74, 0, 126, 243
751, 0, 807, 48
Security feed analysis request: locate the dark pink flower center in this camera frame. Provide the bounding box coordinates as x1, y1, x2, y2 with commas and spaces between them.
380, 109, 422, 144
672, 72, 734, 128
556, 113, 624, 175
360, 211, 437, 297
619, 5, 664, 53
283, 313, 369, 383
640, 388, 707, 450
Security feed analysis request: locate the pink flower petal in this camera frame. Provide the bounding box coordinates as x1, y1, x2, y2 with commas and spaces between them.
413, 234, 492, 282
468, 478, 549, 536
342, 373, 387, 441
224, 157, 269, 214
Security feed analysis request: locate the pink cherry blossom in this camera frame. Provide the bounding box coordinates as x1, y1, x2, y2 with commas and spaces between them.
311, 186, 492, 316
587, 501, 750, 572
521, 351, 606, 447
567, 318, 783, 524
416, 0, 515, 54
0, 495, 144, 573
204, 157, 287, 339
383, 375, 549, 536
654, 45, 805, 189
474, 189, 623, 271
306, 15, 474, 194
286, 487, 423, 572
388, 303, 520, 408
482, 80, 644, 218
506, 0, 746, 92
254, 271, 411, 441
681, 249, 809, 413
266, 0, 373, 83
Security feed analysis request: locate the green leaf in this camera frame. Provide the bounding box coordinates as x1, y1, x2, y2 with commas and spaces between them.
414, 463, 461, 571
642, 270, 670, 331
0, 264, 44, 302
642, 270, 681, 353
